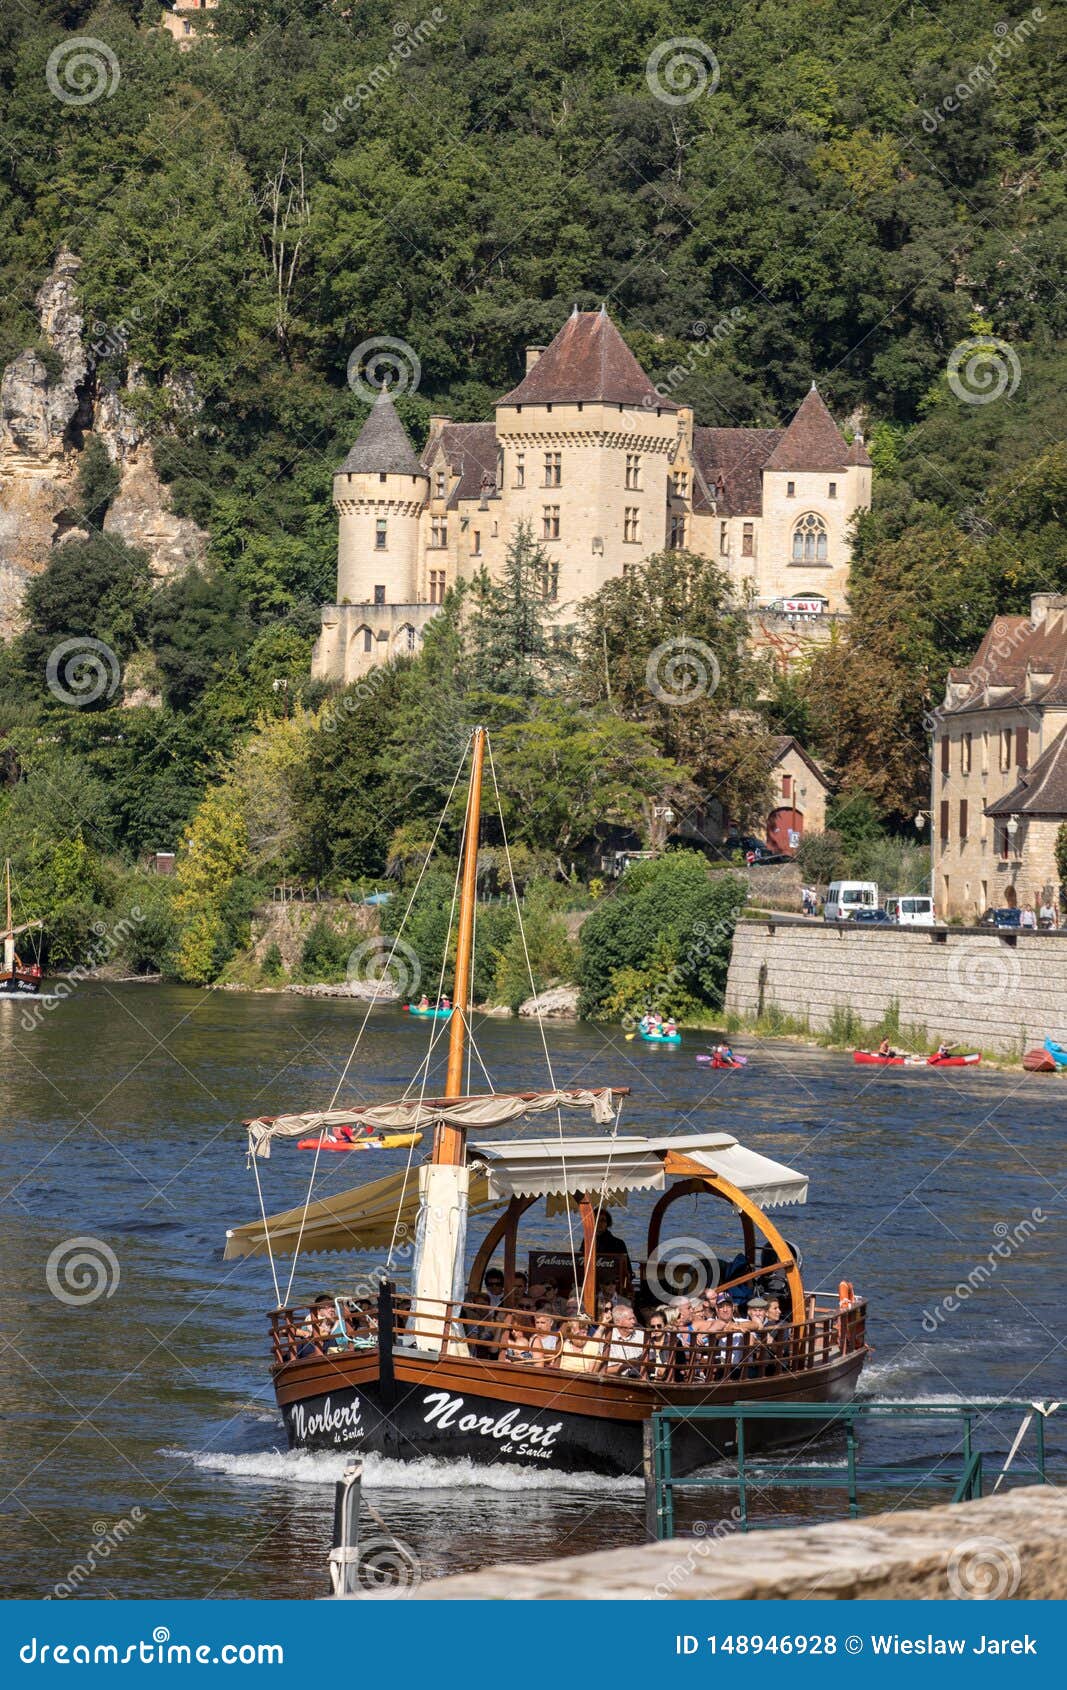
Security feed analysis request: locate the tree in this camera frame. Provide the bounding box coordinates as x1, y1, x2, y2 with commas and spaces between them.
467, 521, 560, 698
20, 534, 152, 706
149, 568, 252, 711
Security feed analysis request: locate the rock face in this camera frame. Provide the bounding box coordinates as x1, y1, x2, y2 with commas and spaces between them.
518, 985, 581, 1019
0, 248, 207, 638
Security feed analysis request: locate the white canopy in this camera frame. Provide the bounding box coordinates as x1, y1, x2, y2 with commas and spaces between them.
246, 1087, 617, 1160
469, 1131, 809, 1210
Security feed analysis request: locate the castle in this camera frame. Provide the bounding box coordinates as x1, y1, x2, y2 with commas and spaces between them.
311, 307, 872, 683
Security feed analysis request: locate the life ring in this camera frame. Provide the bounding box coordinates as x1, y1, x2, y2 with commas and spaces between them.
838, 1279, 857, 1351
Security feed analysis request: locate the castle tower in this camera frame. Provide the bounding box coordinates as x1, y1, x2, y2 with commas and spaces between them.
312, 391, 431, 683
334, 389, 427, 603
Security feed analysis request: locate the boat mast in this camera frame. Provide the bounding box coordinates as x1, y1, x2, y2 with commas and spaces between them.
3, 860, 12, 975
433, 727, 485, 1163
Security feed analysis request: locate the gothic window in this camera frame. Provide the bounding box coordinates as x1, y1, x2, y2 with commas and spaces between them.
543, 451, 561, 486
625, 453, 641, 489
668, 514, 685, 549
791, 512, 828, 563
624, 507, 640, 543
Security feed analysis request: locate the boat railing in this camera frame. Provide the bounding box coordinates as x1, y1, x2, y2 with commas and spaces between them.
268, 1294, 866, 1383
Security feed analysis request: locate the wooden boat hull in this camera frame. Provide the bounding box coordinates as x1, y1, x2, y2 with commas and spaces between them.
272, 1345, 866, 1477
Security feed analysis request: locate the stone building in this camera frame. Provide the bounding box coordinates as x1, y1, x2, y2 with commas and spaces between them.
931, 594, 1067, 921
159, 1, 217, 47
312, 307, 872, 684
766, 736, 831, 853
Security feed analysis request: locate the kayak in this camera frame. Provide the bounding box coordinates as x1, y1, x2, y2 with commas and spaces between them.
297, 1131, 424, 1152
853, 1050, 981, 1068
1043, 1037, 1067, 1066
1024, 1048, 1058, 1073
406, 1004, 452, 1019
696, 1053, 748, 1068
640, 1029, 681, 1045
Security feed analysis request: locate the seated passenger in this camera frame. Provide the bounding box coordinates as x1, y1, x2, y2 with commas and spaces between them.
500, 1321, 534, 1364
530, 1311, 561, 1367
557, 1319, 599, 1373
663, 1018, 677, 1037
646, 1311, 674, 1380
601, 1304, 646, 1377
417, 994, 430, 1010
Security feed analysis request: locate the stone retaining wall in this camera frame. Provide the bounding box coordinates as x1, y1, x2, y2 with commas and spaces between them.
359, 1485, 1066, 1600
725, 919, 1067, 1054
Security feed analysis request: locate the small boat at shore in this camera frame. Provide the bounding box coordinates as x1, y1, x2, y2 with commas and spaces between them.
225, 728, 869, 1478
0, 860, 44, 999
853, 1049, 981, 1068
1043, 1038, 1067, 1067
406, 1003, 453, 1019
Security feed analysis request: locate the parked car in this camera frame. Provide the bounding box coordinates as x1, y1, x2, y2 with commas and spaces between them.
885, 894, 936, 928
851, 907, 893, 924
824, 880, 879, 921
980, 907, 1022, 928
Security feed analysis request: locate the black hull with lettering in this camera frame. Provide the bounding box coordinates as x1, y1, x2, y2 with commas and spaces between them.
275, 1351, 866, 1477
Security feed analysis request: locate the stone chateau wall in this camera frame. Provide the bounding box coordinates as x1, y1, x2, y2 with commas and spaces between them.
725, 918, 1067, 1054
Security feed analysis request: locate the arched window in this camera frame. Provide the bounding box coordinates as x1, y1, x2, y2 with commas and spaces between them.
791, 512, 828, 563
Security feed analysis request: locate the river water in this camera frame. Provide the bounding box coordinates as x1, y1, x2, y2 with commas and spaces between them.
0, 985, 1063, 1598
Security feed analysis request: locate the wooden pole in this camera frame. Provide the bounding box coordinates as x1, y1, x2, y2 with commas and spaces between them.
578, 1192, 598, 1317
436, 727, 486, 1159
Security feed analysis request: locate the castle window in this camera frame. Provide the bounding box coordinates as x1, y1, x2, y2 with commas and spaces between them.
363, 628, 373, 652
742, 522, 754, 557
544, 451, 561, 486
429, 569, 446, 603
961, 733, 972, 775
672, 471, 689, 499
719, 521, 729, 555
435, 471, 445, 499
959, 798, 968, 839
1000, 728, 1012, 771
624, 507, 640, 543
430, 518, 447, 547
625, 453, 641, 489
537, 559, 559, 602
472, 530, 481, 555
669, 514, 685, 549
787, 481, 796, 497
515, 453, 525, 488
791, 512, 828, 563
828, 481, 837, 498
542, 505, 560, 540
375, 519, 387, 550
405, 626, 416, 651
374, 584, 386, 605
379, 472, 388, 484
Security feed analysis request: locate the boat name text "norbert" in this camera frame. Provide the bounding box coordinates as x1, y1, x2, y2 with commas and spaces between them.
422, 1391, 563, 1458
289, 1395, 364, 1442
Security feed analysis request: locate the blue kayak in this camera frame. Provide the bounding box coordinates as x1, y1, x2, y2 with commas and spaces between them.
640, 1028, 681, 1045
407, 1004, 453, 1019
1043, 1037, 1067, 1066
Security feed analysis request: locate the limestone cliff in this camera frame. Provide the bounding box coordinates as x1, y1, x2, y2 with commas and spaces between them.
0, 249, 207, 637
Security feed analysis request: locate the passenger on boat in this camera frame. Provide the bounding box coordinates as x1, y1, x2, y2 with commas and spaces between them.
595, 1209, 631, 1264
601, 1304, 645, 1377
418, 993, 430, 1010
440, 994, 452, 1010
530, 1311, 562, 1367
876, 1036, 895, 1058
500, 1321, 535, 1364
483, 1269, 506, 1308
646, 1311, 674, 1380
557, 1319, 599, 1373
712, 1292, 749, 1376
664, 1018, 678, 1037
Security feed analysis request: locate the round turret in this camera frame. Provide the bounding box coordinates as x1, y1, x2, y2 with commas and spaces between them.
333, 391, 428, 603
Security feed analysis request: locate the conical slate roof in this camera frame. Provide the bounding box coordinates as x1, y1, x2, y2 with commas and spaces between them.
763, 386, 850, 472
499, 307, 678, 410
339, 389, 426, 477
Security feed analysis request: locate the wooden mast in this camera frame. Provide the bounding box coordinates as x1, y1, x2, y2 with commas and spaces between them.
433, 727, 486, 1164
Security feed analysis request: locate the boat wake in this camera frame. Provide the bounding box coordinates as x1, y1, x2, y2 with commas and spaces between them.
161, 1446, 643, 1492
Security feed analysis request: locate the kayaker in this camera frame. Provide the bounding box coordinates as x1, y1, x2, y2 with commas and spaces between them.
440, 994, 451, 1010
935, 1039, 957, 1059
417, 994, 430, 1011
876, 1037, 897, 1059
664, 1018, 678, 1037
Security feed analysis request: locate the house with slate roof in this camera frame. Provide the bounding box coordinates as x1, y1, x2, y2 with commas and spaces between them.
312, 307, 872, 683
932, 594, 1067, 920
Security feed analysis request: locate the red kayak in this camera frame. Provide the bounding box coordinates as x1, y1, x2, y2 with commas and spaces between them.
853, 1050, 981, 1068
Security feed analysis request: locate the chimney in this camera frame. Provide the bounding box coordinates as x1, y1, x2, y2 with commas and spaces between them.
525, 346, 546, 374
427, 415, 450, 439
1030, 592, 1067, 630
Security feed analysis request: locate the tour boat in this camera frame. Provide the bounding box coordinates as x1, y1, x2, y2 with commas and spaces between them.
226, 729, 868, 1478
0, 861, 43, 998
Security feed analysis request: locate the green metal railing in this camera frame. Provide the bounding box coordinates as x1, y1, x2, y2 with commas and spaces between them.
646, 1399, 1060, 1539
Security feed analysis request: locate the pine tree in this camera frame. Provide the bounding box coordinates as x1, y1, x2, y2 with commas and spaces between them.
468, 521, 556, 699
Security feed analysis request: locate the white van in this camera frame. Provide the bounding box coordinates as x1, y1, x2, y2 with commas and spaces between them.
823, 881, 878, 921
886, 894, 936, 928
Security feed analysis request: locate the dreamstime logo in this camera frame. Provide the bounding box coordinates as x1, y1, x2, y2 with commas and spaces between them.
357, 1533, 422, 1591
46, 637, 121, 707
46, 37, 120, 106
346, 936, 422, 1000
947, 336, 1021, 405
920, 1207, 1046, 1332
47, 1510, 145, 1599
646, 636, 720, 705
346, 336, 422, 403
646, 38, 720, 106
947, 1535, 1022, 1598
321, 9, 446, 131
646, 1235, 720, 1301
947, 935, 1021, 1002
46, 1236, 120, 1306
653, 1507, 743, 1596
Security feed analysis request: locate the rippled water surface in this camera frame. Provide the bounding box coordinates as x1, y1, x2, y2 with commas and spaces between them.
0, 986, 1063, 1597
